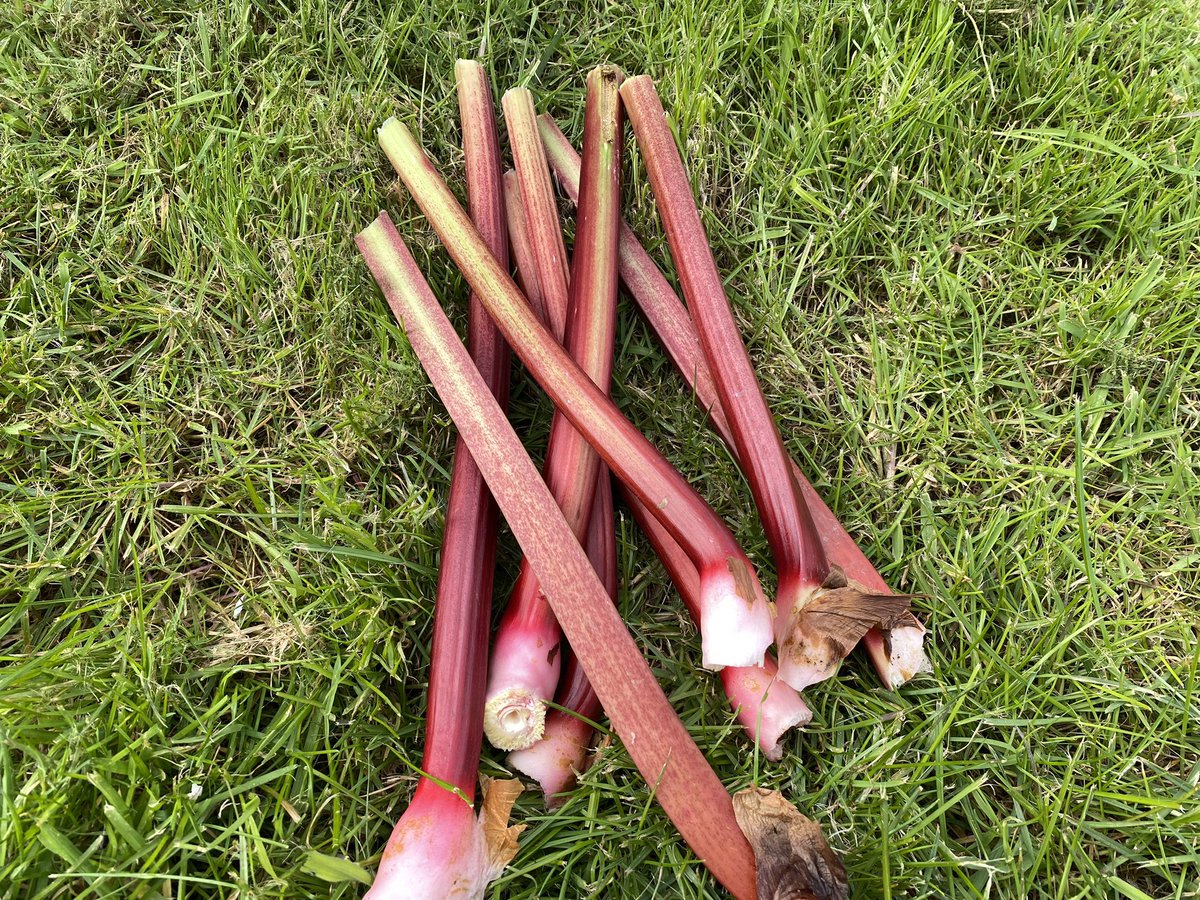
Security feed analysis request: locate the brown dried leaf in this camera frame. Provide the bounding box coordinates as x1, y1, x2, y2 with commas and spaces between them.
732, 788, 849, 900
785, 567, 917, 674
480, 777, 525, 876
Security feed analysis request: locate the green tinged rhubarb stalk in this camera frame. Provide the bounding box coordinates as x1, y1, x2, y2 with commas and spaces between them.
482, 66, 624, 751
377, 116, 773, 671
356, 211, 758, 899
537, 115, 930, 689
620, 75, 913, 691
502, 87, 569, 341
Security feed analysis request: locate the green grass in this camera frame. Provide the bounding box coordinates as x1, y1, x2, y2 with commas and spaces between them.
3, 0, 1199, 896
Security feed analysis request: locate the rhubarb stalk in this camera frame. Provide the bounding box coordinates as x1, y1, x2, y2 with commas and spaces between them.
377, 117, 773, 671
537, 115, 930, 689
357, 211, 761, 898
501, 75, 620, 788
507, 474, 615, 801
622, 487, 812, 761
482, 67, 623, 751
364, 61, 520, 900
502, 87, 569, 341
502, 169, 540, 302
620, 75, 913, 691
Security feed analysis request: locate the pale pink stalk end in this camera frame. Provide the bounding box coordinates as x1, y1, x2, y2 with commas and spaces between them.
719, 663, 812, 762
365, 781, 523, 900
507, 711, 594, 805
697, 559, 774, 670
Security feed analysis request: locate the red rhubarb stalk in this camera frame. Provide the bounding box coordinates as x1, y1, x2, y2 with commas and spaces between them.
364, 61, 521, 900
502, 87, 570, 341
622, 488, 812, 761
377, 117, 773, 671
502, 169, 540, 301
620, 76, 914, 691
482, 67, 623, 751
507, 474, 615, 801
537, 115, 930, 688
356, 211, 760, 898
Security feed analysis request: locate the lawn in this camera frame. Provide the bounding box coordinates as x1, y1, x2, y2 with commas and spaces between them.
3, 0, 1199, 897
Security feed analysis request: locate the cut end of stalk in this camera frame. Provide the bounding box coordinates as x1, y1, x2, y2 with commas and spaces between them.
483, 688, 547, 751
884, 623, 933, 687
732, 788, 850, 900
720, 666, 812, 762
775, 567, 915, 691
506, 713, 593, 807
365, 780, 525, 900
378, 116, 401, 141
697, 558, 774, 670
590, 63, 625, 89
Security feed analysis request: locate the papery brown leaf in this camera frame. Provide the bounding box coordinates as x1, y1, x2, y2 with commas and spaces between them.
732, 788, 849, 900
479, 776, 525, 877
785, 567, 917, 670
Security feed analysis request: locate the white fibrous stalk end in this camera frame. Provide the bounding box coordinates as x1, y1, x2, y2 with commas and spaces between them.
483, 688, 547, 751
887, 624, 932, 687
697, 564, 773, 670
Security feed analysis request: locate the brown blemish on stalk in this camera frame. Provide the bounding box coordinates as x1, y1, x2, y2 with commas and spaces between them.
733, 788, 849, 900
546, 642, 560, 666
727, 556, 761, 609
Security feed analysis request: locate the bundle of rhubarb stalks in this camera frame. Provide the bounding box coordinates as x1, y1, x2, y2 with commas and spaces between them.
356, 62, 929, 900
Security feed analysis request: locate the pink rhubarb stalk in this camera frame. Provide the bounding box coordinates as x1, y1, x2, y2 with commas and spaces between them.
620, 75, 914, 691
507, 474, 615, 801
623, 488, 812, 761
537, 115, 930, 689
364, 60, 521, 900
502, 169, 540, 301
377, 117, 773, 671
356, 211, 761, 899
483, 67, 624, 751
502, 87, 570, 341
